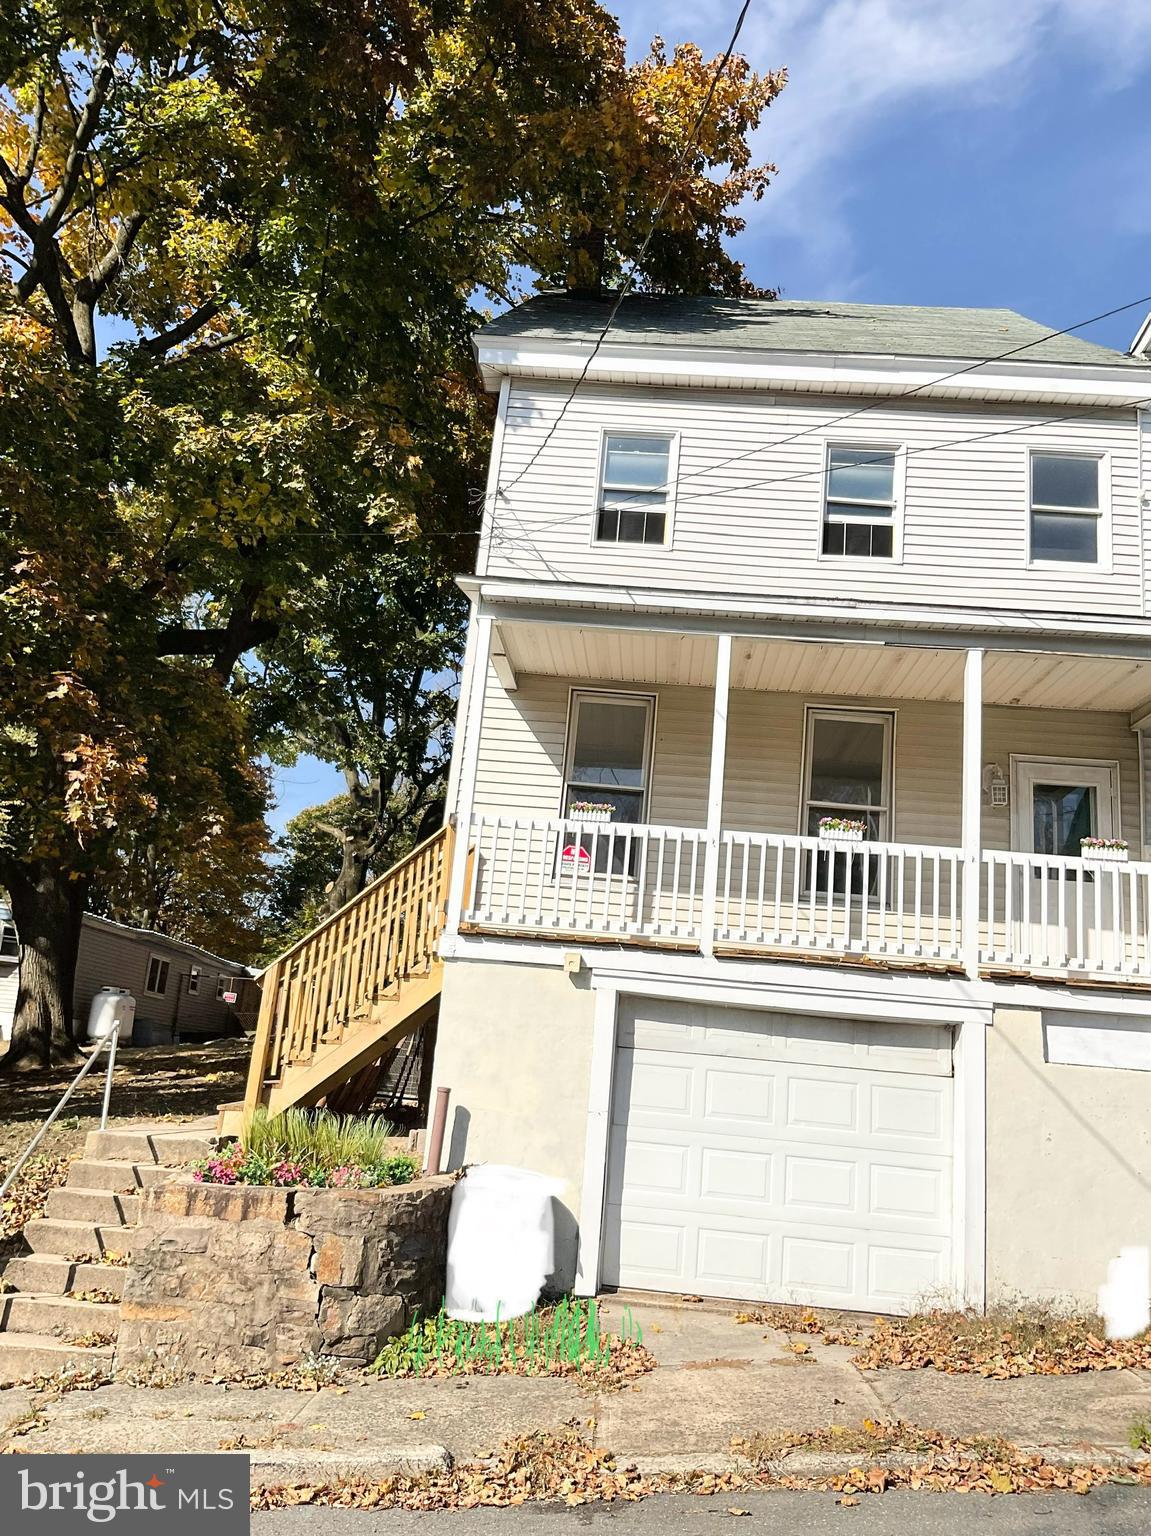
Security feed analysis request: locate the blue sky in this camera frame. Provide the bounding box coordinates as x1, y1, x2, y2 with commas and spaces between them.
267, 0, 1151, 839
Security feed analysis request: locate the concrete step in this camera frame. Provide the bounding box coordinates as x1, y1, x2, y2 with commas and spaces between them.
1, 1256, 127, 1300
66, 1159, 172, 1192
0, 1332, 114, 1386
0, 1292, 120, 1339
21, 1219, 134, 1260
83, 1119, 216, 1166
45, 1187, 139, 1225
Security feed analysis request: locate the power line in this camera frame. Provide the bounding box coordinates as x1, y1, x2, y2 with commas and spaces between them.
488, 0, 756, 505
488, 382, 1151, 551
553, 291, 1151, 512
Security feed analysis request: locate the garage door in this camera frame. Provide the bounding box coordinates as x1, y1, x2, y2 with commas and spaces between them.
601, 998, 954, 1313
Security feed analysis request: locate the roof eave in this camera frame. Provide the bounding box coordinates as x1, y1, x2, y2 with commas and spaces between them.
474, 336, 1151, 407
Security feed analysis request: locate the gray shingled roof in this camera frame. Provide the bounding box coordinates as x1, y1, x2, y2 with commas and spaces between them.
477, 294, 1146, 368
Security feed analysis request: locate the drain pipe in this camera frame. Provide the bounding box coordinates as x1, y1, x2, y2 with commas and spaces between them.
426, 1085, 450, 1174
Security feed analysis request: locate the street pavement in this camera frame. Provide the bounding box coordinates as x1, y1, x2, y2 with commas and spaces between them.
251, 1486, 1151, 1534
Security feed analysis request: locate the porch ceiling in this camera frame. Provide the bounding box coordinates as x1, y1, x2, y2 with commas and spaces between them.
497, 621, 1151, 714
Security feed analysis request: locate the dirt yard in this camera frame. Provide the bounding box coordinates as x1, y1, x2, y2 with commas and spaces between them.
0, 1037, 250, 1170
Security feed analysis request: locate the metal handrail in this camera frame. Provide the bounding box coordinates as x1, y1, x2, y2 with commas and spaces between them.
0, 1025, 121, 1201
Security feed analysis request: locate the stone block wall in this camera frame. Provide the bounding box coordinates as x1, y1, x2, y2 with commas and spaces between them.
116, 1175, 455, 1375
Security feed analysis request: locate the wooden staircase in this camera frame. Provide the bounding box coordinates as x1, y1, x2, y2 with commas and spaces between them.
219, 826, 455, 1136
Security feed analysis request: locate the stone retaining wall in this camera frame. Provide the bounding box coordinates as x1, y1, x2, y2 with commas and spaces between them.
116, 1175, 455, 1375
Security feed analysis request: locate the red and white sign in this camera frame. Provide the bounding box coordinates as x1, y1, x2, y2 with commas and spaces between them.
222, 990, 238, 1005
560, 843, 591, 869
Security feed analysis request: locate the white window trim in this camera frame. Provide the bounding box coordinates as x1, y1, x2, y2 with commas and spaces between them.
560, 688, 657, 825
816, 439, 907, 566
144, 953, 170, 998
187, 966, 200, 996
588, 428, 679, 550
1025, 449, 1112, 573
798, 705, 898, 842
1009, 755, 1122, 853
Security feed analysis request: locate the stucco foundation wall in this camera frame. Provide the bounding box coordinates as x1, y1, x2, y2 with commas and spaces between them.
987, 1006, 1151, 1305
430, 957, 596, 1288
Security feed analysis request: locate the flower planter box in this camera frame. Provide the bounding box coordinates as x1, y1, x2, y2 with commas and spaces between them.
570, 808, 614, 824
1081, 843, 1129, 863
818, 827, 865, 846
116, 1174, 456, 1376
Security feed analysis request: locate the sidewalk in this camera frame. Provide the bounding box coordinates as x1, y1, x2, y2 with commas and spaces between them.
2, 1296, 1149, 1484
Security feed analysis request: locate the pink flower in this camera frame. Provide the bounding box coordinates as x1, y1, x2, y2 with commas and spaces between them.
271, 1160, 303, 1186
330, 1165, 363, 1189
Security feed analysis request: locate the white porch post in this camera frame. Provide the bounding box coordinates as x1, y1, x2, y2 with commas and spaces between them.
961, 647, 984, 979
700, 634, 733, 958
445, 613, 493, 937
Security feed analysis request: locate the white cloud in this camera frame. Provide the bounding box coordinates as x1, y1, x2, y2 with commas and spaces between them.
617, 0, 1151, 292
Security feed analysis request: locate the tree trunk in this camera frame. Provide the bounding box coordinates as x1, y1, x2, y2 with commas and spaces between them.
1, 864, 88, 1070
325, 832, 372, 916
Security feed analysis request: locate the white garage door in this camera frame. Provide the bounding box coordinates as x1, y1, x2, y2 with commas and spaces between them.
601, 998, 954, 1313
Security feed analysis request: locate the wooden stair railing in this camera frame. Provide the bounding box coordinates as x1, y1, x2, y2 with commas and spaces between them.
220, 825, 455, 1133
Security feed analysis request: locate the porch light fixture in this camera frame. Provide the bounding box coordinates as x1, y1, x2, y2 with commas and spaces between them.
982, 763, 1009, 808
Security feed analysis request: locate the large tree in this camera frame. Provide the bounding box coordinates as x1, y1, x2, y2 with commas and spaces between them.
1, 3, 784, 1066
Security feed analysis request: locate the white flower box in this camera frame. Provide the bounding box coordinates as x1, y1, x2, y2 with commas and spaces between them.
570, 807, 613, 824
818, 819, 866, 846
1080, 841, 1128, 863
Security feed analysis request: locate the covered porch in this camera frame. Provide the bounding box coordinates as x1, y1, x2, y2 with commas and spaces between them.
446, 601, 1151, 985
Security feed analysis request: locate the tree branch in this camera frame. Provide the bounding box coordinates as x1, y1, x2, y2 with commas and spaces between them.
138, 298, 222, 356
42, 46, 118, 240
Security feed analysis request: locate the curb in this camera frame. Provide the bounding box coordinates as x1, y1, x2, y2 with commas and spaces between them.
248, 1445, 453, 1488
629, 1446, 1148, 1479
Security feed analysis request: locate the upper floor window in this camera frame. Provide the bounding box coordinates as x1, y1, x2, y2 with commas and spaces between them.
144, 954, 170, 997
595, 434, 672, 545
822, 446, 897, 558
1030, 453, 1101, 564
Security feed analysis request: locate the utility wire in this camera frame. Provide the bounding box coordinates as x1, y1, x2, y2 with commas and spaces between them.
282, 291, 1151, 543
488, 0, 756, 505
531, 290, 1151, 514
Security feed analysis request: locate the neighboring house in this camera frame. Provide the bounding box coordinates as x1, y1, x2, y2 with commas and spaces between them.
0, 904, 257, 1044
428, 295, 1151, 1313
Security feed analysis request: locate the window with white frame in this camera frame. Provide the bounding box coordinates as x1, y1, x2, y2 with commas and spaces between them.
187, 966, 200, 996
1029, 453, 1102, 564
562, 692, 654, 825
595, 434, 672, 545
802, 708, 894, 895
822, 445, 897, 558
144, 954, 170, 997
802, 709, 893, 840
216, 974, 238, 1000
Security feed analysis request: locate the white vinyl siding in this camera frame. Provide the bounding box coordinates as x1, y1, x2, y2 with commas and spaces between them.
485, 382, 1143, 615
470, 670, 1143, 853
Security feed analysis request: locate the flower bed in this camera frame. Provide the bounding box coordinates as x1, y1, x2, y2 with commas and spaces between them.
192, 1148, 418, 1190
191, 1106, 418, 1189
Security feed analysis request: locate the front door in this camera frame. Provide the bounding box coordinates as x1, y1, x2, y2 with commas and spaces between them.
1010, 758, 1121, 967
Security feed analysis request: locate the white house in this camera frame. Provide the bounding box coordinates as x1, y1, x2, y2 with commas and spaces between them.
426, 295, 1151, 1314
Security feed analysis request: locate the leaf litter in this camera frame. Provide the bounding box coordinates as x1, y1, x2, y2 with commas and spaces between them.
250, 1421, 1151, 1511
735, 1302, 1151, 1377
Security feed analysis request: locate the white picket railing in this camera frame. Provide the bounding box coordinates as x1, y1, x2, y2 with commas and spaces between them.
982, 851, 1151, 978
462, 815, 706, 943
460, 817, 1151, 978
716, 832, 963, 961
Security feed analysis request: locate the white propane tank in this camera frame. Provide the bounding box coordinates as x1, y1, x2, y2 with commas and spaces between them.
86, 987, 136, 1045
445, 1164, 565, 1321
